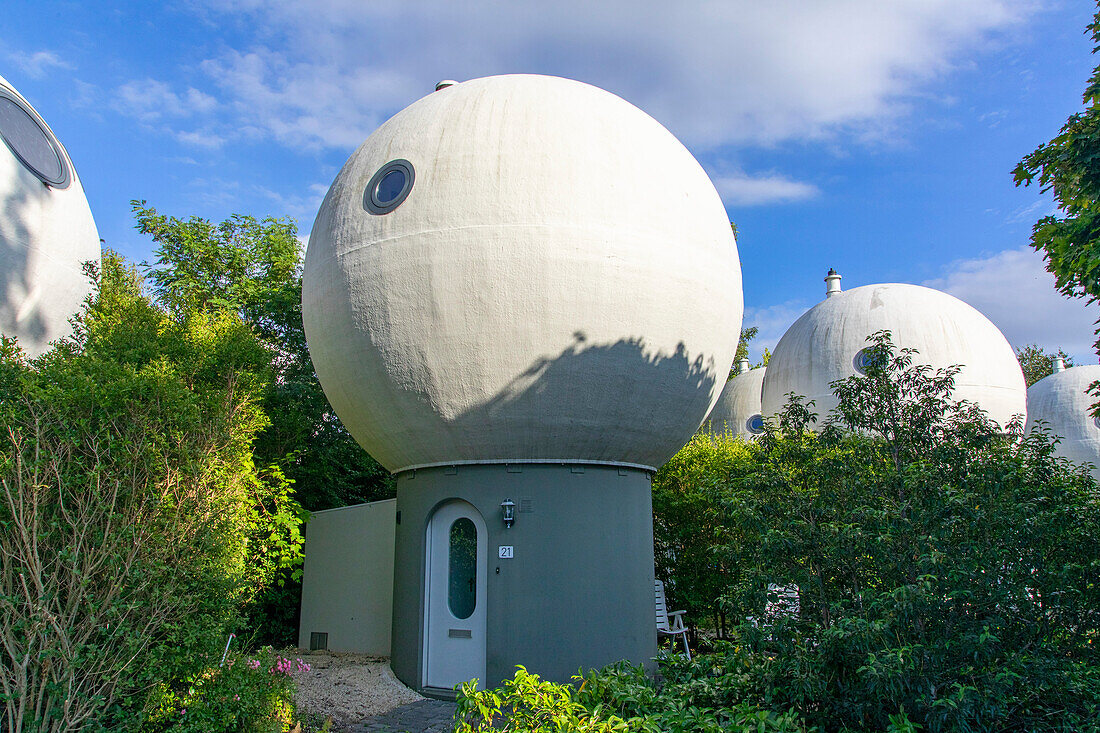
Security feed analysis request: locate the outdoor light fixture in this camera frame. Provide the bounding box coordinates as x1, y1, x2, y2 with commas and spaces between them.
500, 498, 516, 528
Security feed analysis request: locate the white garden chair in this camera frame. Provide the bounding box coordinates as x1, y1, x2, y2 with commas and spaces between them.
654, 579, 690, 660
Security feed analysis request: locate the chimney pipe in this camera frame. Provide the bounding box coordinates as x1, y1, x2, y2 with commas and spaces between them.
736, 357, 750, 375
825, 268, 842, 298
1053, 356, 1066, 373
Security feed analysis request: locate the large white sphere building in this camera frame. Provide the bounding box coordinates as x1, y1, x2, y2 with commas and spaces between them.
0, 74, 99, 357
1026, 362, 1100, 477
302, 75, 741, 694
304, 74, 740, 471
705, 359, 766, 439
761, 277, 1026, 429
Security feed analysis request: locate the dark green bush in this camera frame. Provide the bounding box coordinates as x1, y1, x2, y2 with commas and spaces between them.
143, 648, 303, 733
709, 332, 1100, 731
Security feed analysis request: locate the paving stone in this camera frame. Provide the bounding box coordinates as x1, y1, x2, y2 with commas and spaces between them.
345, 699, 458, 733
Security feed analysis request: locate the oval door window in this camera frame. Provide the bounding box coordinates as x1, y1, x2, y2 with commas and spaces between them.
448, 517, 477, 619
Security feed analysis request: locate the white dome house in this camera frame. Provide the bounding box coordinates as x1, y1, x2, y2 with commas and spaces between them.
705, 358, 766, 439
761, 271, 1027, 429
1026, 360, 1100, 477
0, 74, 100, 357
302, 75, 742, 694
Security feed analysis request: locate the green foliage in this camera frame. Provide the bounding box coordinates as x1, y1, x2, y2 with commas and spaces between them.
456, 663, 814, 733
1013, 4, 1100, 355
1016, 343, 1075, 387
652, 433, 755, 639
0, 254, 270, 731
142, 648, 303, 733
132, 201, 394, 645
132, 200, 393, 513
730, 327, 768, 377
709, 332, 1100, 731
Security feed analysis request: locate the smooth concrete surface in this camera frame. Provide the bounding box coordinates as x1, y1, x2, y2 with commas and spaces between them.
761, 283, 1027, 429
390, 463, 656, 693
0, 74, 100, 358
704, 366, 765, 439
303, 74, 742, 472
1026, 365, 1100, 478
299, 499, 396, 655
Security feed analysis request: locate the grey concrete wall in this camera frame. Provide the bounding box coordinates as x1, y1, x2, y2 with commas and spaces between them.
298, 498, 396, 655
390, 463, 656, 692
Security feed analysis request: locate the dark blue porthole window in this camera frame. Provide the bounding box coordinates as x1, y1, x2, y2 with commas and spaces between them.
746, 414, 765, 435
364, 159, 414, 214
853, 348, 884, 375
0, 88, 70, 188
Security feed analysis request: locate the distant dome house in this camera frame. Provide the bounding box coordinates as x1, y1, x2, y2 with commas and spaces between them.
1026, 360, 1100, 478
761, 271, 1027, 430
0, 74, 100, 357
301, 74, 742, 694
704, 358, 766, 439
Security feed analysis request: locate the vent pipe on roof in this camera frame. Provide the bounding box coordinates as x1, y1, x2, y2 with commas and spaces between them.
736, 357, 750, 375
1053, 356, 1066, 373
825, 268, 842, 298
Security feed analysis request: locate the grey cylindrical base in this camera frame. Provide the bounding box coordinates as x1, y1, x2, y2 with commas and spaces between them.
390, 463, 656, 694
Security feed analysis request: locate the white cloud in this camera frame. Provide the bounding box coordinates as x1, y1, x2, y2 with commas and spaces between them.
715, 171, 820, 207
10, 50, 73, 79
743, 299, 814, 359
142, 0, 1033, 152
114, 79, 217, 122
923, 246, 1099, 363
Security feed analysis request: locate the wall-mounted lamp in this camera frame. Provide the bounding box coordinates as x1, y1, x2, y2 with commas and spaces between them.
500, 498, 516, 528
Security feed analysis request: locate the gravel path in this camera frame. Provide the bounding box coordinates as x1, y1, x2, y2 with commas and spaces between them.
290, 652, 437, 731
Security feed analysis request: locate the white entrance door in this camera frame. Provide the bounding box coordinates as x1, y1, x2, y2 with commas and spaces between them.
423, 500, 486, 690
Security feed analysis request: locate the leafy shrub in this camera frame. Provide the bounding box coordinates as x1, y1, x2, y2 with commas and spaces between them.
143, 648, 306, 733
456, 663, 813, 733
708, 332, 1100, 731
0, 254, 300, 731
652, 432, 756, 639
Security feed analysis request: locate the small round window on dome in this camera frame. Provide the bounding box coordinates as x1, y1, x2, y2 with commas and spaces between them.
364, 159, 414, 214
0, 89, 69, 188
747, 414, 765, 435
853, 348, 885, 375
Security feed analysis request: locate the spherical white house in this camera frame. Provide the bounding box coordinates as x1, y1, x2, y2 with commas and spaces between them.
704, 360, 766, 439
1026, 363, 1100, 477
0, 74, 99, 357
761, 279, 1026, 429
302, 75, 741, 694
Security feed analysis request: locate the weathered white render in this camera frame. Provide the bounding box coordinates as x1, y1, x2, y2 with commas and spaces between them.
704, 361, 766, 439
1026, 364, 1100, 477
303, 74, 742, 472
0, 74, 99, 357
761, 281, 1027, 429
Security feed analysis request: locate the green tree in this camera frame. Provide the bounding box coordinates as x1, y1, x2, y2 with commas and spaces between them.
0, 254, 273, 731
133, 202, 395, 644
1013, 4, 1100, 356
714, 332, 1100, 731
1015, 342, 1075, 386
652, 433, 756, 641
133, 201, 393, 512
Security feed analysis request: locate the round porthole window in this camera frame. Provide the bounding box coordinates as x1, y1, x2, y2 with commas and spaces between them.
364, 159, 414, 214
0, 89, 70, 188
747, 414, 765, 435
853, 348, 884, 375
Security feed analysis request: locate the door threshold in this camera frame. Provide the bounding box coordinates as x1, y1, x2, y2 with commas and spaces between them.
419, 685, 458, 701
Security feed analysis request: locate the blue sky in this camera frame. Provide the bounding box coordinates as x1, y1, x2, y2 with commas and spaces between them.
3, 0, 1098, 362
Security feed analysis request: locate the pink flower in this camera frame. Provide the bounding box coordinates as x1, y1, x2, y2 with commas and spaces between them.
248, 659, 261, 670
233, 694, 240, 701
